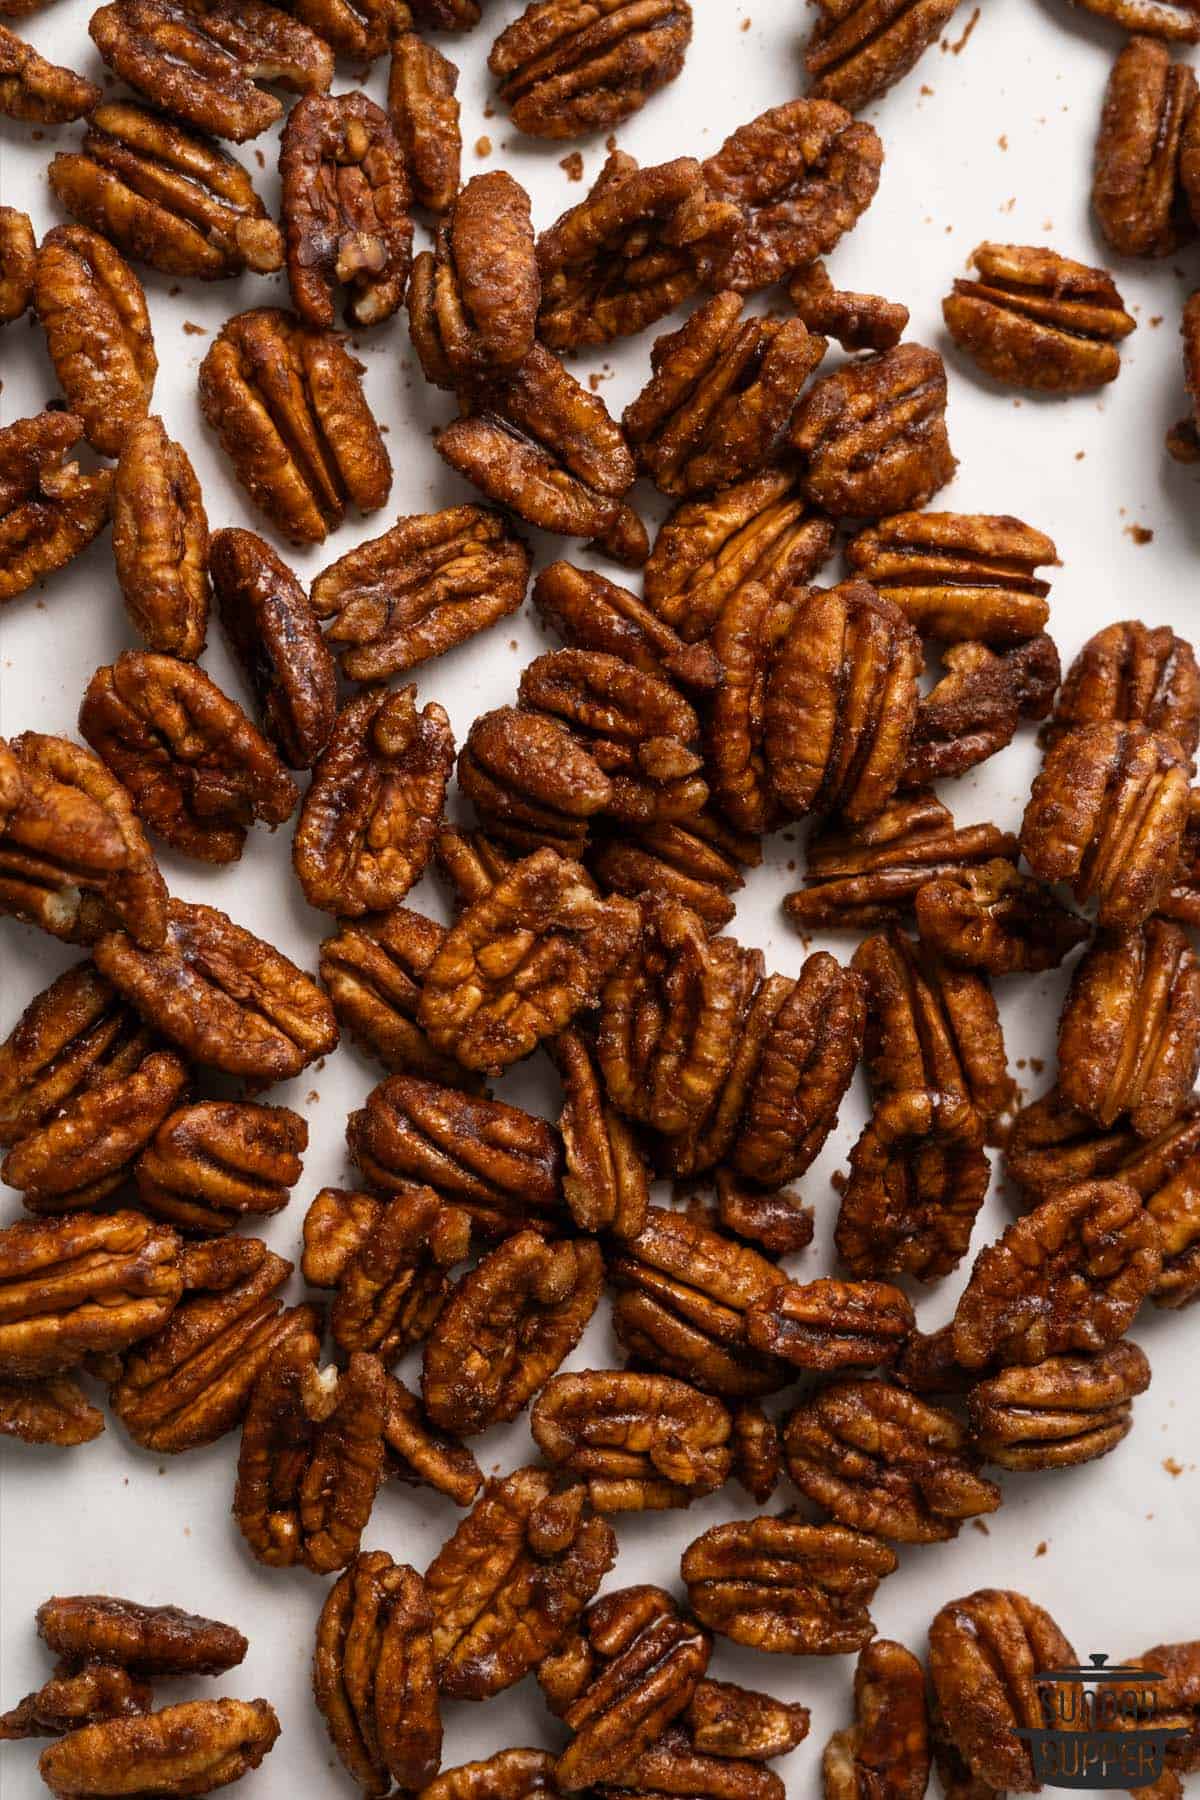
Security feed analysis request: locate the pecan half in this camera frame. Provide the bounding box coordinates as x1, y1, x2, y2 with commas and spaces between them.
79, 652, 298, 866
806, 0, 959, 111
1114, 1644, 1200, 1786
943, 243, 1136, 392
1163, 784, 1200, 923
534, 560, 718, 697
0, 413, 111, 607
788, 259, 910, 352
113, 418, 209, 663
531, 1370, 731, 1512
0, 1665, 151, 1739
436, 825, 520, 904
282, 0, 408, 57
904, 636, 1061, 786
33, 227, 155, 460
791, 342, 956, 518
0, 1373, 105, 1447
1093, 37, 1196, 257
1004, 1084, 1146, 1202
1066, 0, 1200, 38
420, 1751, 558, 1800
681, 1519, 896, 1656
915, 859, 1089, 976
387, 32, 460, 214
824, 1639, 931, 1800
746, 1277, 915, 1372
198, 307, 391, 544
134, 1100, 306, 1233
320, 909, 476, 1087
0, 21, 99, 122
845, 510, 1058, 645
1044, 619, 1200, 763
302, 1184, 468, 1363
38, 1698, 280, 1798
489, 0, 692, 139
968, 1339, 1151, 1471
1168, 288, 1200, 460
730, 1402, 783, 1503
555, 1025, 649, 1237
0, 962, 158, 1149
590, 813, 753, 934
383, 1372, 482, 1506
0, 205, 34, 323
47, 102, 284, 281
406, 172, 537, 386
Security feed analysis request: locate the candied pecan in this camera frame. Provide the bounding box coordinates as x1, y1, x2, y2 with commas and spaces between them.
0, 22, 99, 122
968, 1339, 1151, 1471
1068, 0, 1200, 37
113, 418, 209, 663
553, 1601, 711, 1789
602, 1725, 790, 1796
319, 910, 476, 1087
1169, 288, 1200, 460
421, 1752, 558, 1800
383, 1373, 482, 1506
47, 103, 284, 281
1115, 1643, 1200, 1784
0, 1665, 150, 1739
590, 814, 751, 932
0, 204, 34, 324
824, 1639, 930, 1800
281, 92, 411, 331
788, 260, 909, 352
34, 227, 155, 460
903, 636, 1061, 786
282, 0, 407, 57
607, 1206, 789, 1398
314, 1552, 441, 1798
1004, 1085, 1145, 1202
388, 32, 460, 215
892, 1325, 972, 1397
435, 824, 519, 903
437, 344, 647, 566
199, 307, 390, 544
1132, 1107, 1200, 1308
943, 242, 1136, 393
928, 1590, 1076, 1792
38, 1698, 280, 1798
79, 652, 298, 865
681, 1519, 895, 1656
1021, 721, 1191, 930
95, 899, 338, 1083
349, 1074, 565, 1238
715, 1171, 815, 1258
687, 1678, 809, 1760
1044, 619, 1200, 763
702, 99, 882, 292
915, 859, 1089, 976
0, 1211, 182, 1379
0, 1373, 105, 1447
425, 1467, 617, 1700
1093, 38, 1196, 257
728, 1402, 782, 1503
134, 1101, 306, 1233
0, 962, 158, 1150
624, 292, 826, 498
792, 342, 956, 518
407, 173, 537, 387
746, 1277, 915, 1372
209, 528, 335, 769
531, 1370, 732, 1511
806, 0, 958, 111
89, 0, 332, 142
535, 561, 717, 698
489, 0, 692, 139
0, 413, 111, 608
303, 1184, 468, 1364
845, 510, 1058, 646
555, 1026, 649, 1237
539, 1585, 677, 1714
1163, 784, 1200, 924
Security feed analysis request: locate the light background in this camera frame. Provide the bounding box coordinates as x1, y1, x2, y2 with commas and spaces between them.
2, 0, 1199, 1792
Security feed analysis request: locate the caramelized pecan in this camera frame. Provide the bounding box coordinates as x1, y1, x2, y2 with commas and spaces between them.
1168, 288, 1200, 460
489, 0, 692, 139
682, 1519, 896, 1656
729, 1402, 783, 1503
685, 1679, 809, 1761
845, 510, 1058, 645
38, 1699, 280, 1797
590, 813, 753, 933
0, 413, 111, 607
824, 1639, 931, 1800
904, 636, 1061, 786
435, 824, 518, 907
0, 21, 98, 122
459, 705, 607, 856
555, 1025, 649, 1237
791, 342, 956, 518
0, 205, 34, 323
0, 1373, 105, 1447
387, 32, 460, 214
533, 560, 719, 696
419, 1751, 558, 1800
319, 909, 476, 1087
714, 1171, 815, 1258
406, 172, 537, 386
1044, 619, 1200, 763
968, 1339, 1151, 1471
1093, 36, 1196, 257
531, 1370, 731, 1512
806, 0, 958, 109
746, 1277, 915, 1372
788, 259, 910, 352
134, 1100, 306, 1233
113, 418, 209, 663
915, 859, 1089, 976
281, 0, 407, 57
33, 227, 155, 460
0, 1665, 151, 1739
0, 962, 158, 1149
383, 1372, 482, 1506
1067, 0, 1200, 38
943, 242, 1136, 392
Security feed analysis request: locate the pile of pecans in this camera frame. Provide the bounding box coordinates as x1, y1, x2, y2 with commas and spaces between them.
2, 0, 1200, 1794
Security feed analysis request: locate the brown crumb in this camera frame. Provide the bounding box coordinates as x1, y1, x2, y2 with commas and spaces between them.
508, 638, 518, 650
305, 1088, 319, 1105
741, 14, 751, 26
1164, 1457, 1185, 1476
182, 320, 206, 335
31, 128, 44, 141
971, 1519, 990, 1536
1034, 1541, 1048, 1557
1124, 523, 1154, 545
948, 5, 980, 50
997, 133, 1008, 149
606, 134, 618, 151
559, 151, 584, 181
475, 135, 492, 157
255, 148, 265, 168
1075, 450, 1086, 460
1150, 315, 1163, 327
1029, 1056, 1044, 1074
831, 1170, 847, 1196
168, 284, 181, 297
920, 83, 934, 94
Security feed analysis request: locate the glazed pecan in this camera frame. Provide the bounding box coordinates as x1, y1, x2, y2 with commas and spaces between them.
281, 92, 411, 330
383, 1373, 483, 1506
915, 860, 1088, 978
0, 205, 34, 324
35, 1595, 244, 1678
1163, 784, 1200, 923
1021, 721, 1191, 930
95, 899, 338, 1083
460, 707, 611, 861
0, 1664, 151, 1739
1068, 0, 1200, 37
845, 510, 1058, 646
209, 528, 336, 769
681, 1519, 896, 1656
746, 1277, 915, 1372
134, 1101, 306, 1233
646, 476, 833, 653
437, 344, 647, 567
792, 343, 956, 518
685, 1680, 810, 1762
624, 292, 826, 498
534, 560, 718, 696
489, 0, 692, 139
536, 151, 737, 351
531, 1370, 732, 1512
702, 99, 883, 292
806, 0, 958, 110
89, 0, 332, 141
79, 652, 298, 866
387, 32, 460, 214
423, 1234, 603, 1434
198, 307, 391, 544
1093, 37, 1196, 257
33, 227, 155, 460
435, 824, 519, 907
943, 243, 1136, 392
928, 1590, 1076, 1792
539, 1583, 677, 1714
788, 260, 909, 352
320, 910, 475, 1087
282, 0, 407, 57
1169, 288, 1200, 461
555, 1026, 649, 1237
0, 413, 111, 607
314, 1552, 441, 1798
1114, 1643, 1200, 1787
968, 1339, 1151, 1471
0, 1373, 105, 1447
425, 1467, 617, 1700
302, 1184, 468, 1363
904, 636, 1061, 786
1044, 619, 1200, 763
729, 1402, 783, 1503
824, 1639, 930, 1800
0, 21, 98, 122
715, 1170, 815, 1258
47, 102, 284, 281
590, 813, 753, 933
113, 418, 209, 663
38, 1698, 280, 1798
406, 172, 537, 386
420, 1751, 558, 1800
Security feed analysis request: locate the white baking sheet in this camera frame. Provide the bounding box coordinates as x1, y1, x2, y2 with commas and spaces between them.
2, 0, 1200, 1792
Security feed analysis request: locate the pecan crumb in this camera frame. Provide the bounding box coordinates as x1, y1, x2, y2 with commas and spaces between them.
1125, 523, 1154, 544
475, 134, 491, 156
182, 321, 205, 335
1164, 1456, 1185, 1475
559, 151, 584, 180
949, 6, 980, 49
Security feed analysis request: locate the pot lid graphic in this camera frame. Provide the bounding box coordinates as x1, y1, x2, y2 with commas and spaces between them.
1033, 1654, 1168, 1684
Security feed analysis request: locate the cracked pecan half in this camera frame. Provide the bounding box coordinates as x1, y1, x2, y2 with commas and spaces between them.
134, 1100, 306, 1233
79, 651, 298, 866
806, 0, 958, 111
0, 1373, 105, 1447
0, 413, 111, 607
47, 102, 284, 281
555, 1025, 649, 1237
319, 909, 477, 1087
943, 242, 1136, 392
532, 1371, 731, 1513
113, 418, 209, 663
915, 859, 1089, 976
845, 510, 1058, 646
788, 259, 910, 352
824, 1638, 931, 1800
792, 342, 956, 518
1093, 37, 1196, 257
1044, 619, 1200, 763
534, 561, 718, 697
199, 307, 390, 544
489, 0, 692, 139
0, 21, 99, 122
420, 1751, 557, 1800
903, 636, 1061, 786
968, 1339, 1151, 1471
746, 1277, 915, 1372
38, 1699, 280, 1797
0, 205, 34, 324
407, 172, 537, 386
387, 31, 460, 214
33, 227, 155, 460
682, 1518, 896, 1656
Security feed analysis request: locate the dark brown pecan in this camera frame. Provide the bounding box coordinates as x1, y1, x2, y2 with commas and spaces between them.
845, 510, 1058, 645
539, 1584, 676, 1714
536, 150, 736, 351
0, 962, 158, 1150
47, 103, 284, 281
383, 1372, 482, 1506
686, 1678, 809, 1761
715, 1171, 815, 1259
420, 1751, 558, 1800
37, 1699, 280, 1797
806, 0, 958, 110
33, 227, 155, 460
555, 1026, 649, 1237
0, 205, 34, 324
943, 242, 1136, 392
1004, 1085, 1146, 1202
915, 859, 1089, 976
681, 1519, 896, 1656
746, 1277, 915, 1372
534, 560, 719, 697
1134, 1108, 1200, 1309
79, 651, 298, 865
281, 92, 411, 330
314, 1552, 440, 1798
729, 1402, 783, 1503
319, 909, 476, 1087
209, 528, 336, 769
1021, 721, 1191, 930
624, 292, 826, 498
0, 411, 110, 609
424, 1235, 603, 1434
1093, 37, 1196, 257
702, 99, 882, 292
348, 1074, 565, 1239
0, 1211, 183, 1379
824, 1640, 930, 1800
0, 21, 99, 122
387, 32, 460, 215
134, 1100, 306, 1233
928, 1590, 1076, 1792
791, 342, 956, 518
590, 813, 754, 934
903, 636, 1061, 786
968, 1339, 1151, 1471
113, 418, 209, 663
0, 1664, 151, 1739
836, 1089, 990, 1282
489, 0, 692, 139
893, 1324, 972, 1397
407, 173, 537, 386
89, 0, 332, 141
599, 1725, 790, 1797
198, 307, 391, 544
531, 1370, 731, 1512
95, 898, 338, 1083
279, 0, 407, 57
425, 1467, 617, 1700
293, 686, 453, 916
437, 344, 647, 567
0, 1373, 105, 1447
1044, 619, 1200, 763
788, 259, 910, 351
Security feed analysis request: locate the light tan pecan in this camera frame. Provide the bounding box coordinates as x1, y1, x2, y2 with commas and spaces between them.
1093, 37, 1197, 258
968, 1339, 1151, 1471
407, 172, 538, 387
943, 242, 1136, 392
915, 859, 1089, 976
1044, 619, 1200, 764
388, 32, 460, 215
319, 909, 477, 1087
0, 205, 34, 324
489, 0, 693, 139
38, 1699, 280, 1797
134, 1100, 306, 1233
0, 1373, 105, 1447
554, 1026, 649, 1237
531, 1370, 731, 1513
746, 1277, 915, 1372
0, 414, 111, 607
788, 259, 910, 351
0, 21, 99, 122
589, 812, 754, 934
533, 561, 718, 697
792, 343, 956, 518
34, 227, 155, 460
682, 1518, 896, 1656
845, 510, 1058, 645
383, 1372, 483, 1507
823, 1639, 931, 1800
112, 418, 209, 663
